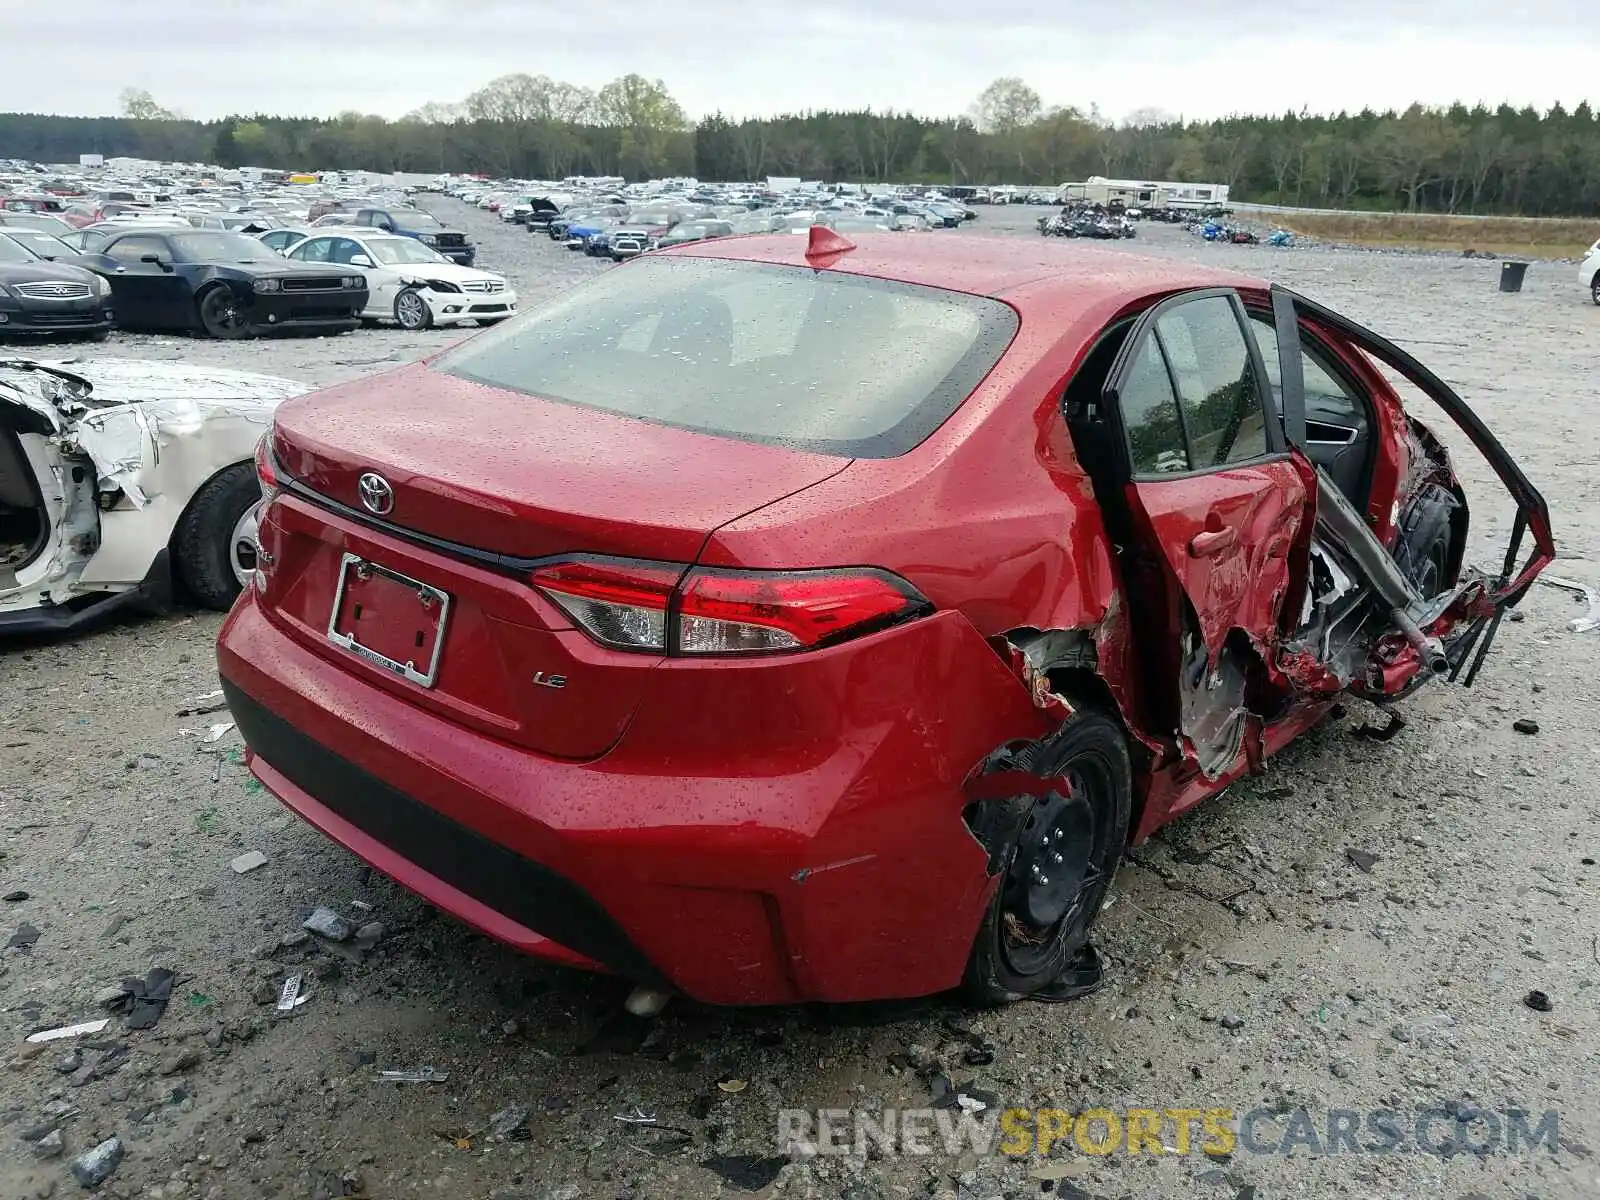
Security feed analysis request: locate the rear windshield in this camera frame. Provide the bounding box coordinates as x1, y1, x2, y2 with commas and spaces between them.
432, 256, 1017, 457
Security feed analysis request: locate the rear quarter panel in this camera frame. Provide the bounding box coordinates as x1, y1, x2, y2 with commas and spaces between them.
700, 295, 1133, 639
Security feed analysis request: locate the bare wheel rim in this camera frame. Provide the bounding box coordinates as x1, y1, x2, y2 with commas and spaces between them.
201, 289, 248, 335
230, 501, 260, 588
396, 291, 426, 328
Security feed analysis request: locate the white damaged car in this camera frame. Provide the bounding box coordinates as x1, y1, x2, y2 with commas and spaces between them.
284, 231, 517, 330
1, 357, 306, 634
1582, 237, 1600, 305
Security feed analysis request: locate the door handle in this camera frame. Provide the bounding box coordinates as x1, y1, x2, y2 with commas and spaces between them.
1188, 527, 1238, 557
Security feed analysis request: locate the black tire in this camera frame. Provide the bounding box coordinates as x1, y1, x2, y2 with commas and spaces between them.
394, 287, 432, 331
1394, 484, 1456, 598
1591, 273, 1600, 306
961, 710, 1132, 1005
173, 463, 259, 610
197, 286, 252, 339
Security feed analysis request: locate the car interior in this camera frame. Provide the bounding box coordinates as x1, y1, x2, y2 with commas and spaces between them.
1062, 307, 1378, 514
0, 423, 47, 575
1245, 313, 1375, 509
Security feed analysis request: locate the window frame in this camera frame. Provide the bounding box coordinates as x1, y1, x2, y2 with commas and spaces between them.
327, 237, 364, 265
1105, 287, 1286, 483
104, 233, 171, 264
1244, 309, 1373, 446
289, 236, 336, 263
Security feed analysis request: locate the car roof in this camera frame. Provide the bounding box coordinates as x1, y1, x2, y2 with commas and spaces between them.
659, 234, 1261, 309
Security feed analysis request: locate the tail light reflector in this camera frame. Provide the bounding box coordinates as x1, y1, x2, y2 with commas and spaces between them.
254, 432, 281, 499
676, 568, 926, 654
531, 558, 684, 651
530, 558, 929, 656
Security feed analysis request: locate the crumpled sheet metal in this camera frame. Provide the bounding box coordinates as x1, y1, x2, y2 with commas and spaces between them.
68, 397, 262, 508
69, 404, 160, 506
3, 358, 303, 510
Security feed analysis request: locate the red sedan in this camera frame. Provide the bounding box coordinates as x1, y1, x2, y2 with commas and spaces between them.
217, 229, 1552, 1006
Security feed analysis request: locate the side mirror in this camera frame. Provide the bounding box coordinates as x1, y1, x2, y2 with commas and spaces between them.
380, 222, 395, 233
348, 254, 373, 268
140, 254, 168, 269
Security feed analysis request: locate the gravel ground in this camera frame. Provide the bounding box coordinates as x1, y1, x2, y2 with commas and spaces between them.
2, 201, 1597, 1200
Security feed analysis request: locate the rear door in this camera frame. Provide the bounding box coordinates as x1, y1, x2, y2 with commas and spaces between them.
1269, 285, 1554, 605
1104, 289, 1309, 660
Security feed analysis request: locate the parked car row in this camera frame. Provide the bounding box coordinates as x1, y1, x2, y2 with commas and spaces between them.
508, 191, 977, 263
0, 207, 504, 340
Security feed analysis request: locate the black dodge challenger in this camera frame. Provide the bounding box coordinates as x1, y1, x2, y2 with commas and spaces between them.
75, 230, 369, 338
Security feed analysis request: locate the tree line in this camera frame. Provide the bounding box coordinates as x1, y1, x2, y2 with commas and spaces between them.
2, 76, 1599, 217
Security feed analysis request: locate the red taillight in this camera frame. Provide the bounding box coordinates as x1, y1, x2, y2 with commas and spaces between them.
530, 558, 929, 656
677, 568, 925, 653
529, 558, 684, 651
253, 433, 280, 496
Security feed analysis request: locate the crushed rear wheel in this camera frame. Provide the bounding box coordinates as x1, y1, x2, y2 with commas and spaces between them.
961, 710, 1131, 1005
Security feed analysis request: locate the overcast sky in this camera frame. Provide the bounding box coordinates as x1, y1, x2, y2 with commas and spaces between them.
6, 1, 1596, 124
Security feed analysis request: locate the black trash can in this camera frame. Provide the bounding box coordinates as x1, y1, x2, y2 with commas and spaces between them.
1500, 261, 1529, 292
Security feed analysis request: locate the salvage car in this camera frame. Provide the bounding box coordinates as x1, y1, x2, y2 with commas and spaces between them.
524, 197, 562, 234
75, 230, 368, 339
0, 233, 114, 339
0, 212, 77, 238
655, 220, 737, 249
217, 231, 1553, 1008
0, 227, 80, 261
2, 358, 306, 633
1581, 237, 1599, 304
603, 224, 658, 261
348, 208, 475, 267
256, 227, 311, 254
285, 231, 517, 330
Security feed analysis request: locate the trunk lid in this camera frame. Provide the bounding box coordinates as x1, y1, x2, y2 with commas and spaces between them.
261, 362, 850, 758
270, 362, 848, 562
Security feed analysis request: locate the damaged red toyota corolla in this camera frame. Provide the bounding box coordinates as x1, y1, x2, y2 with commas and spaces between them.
216, 228, 1553, 1006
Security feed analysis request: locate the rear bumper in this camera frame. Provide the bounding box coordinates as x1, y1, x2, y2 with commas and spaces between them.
216, 591, 1045, 1004
222, 677, 664, 984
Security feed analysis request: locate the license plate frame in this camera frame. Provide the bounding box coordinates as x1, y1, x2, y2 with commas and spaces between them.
325, 552, 452, 689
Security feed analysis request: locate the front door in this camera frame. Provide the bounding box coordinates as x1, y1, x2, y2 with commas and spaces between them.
101, 235, 186, 329
1103, 289, 1311, 773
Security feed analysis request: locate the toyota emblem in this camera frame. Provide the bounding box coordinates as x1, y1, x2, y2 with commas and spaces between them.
358, 472, 394, 516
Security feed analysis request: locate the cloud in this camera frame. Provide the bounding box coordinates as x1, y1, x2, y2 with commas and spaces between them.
5, 1, 1596, 124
